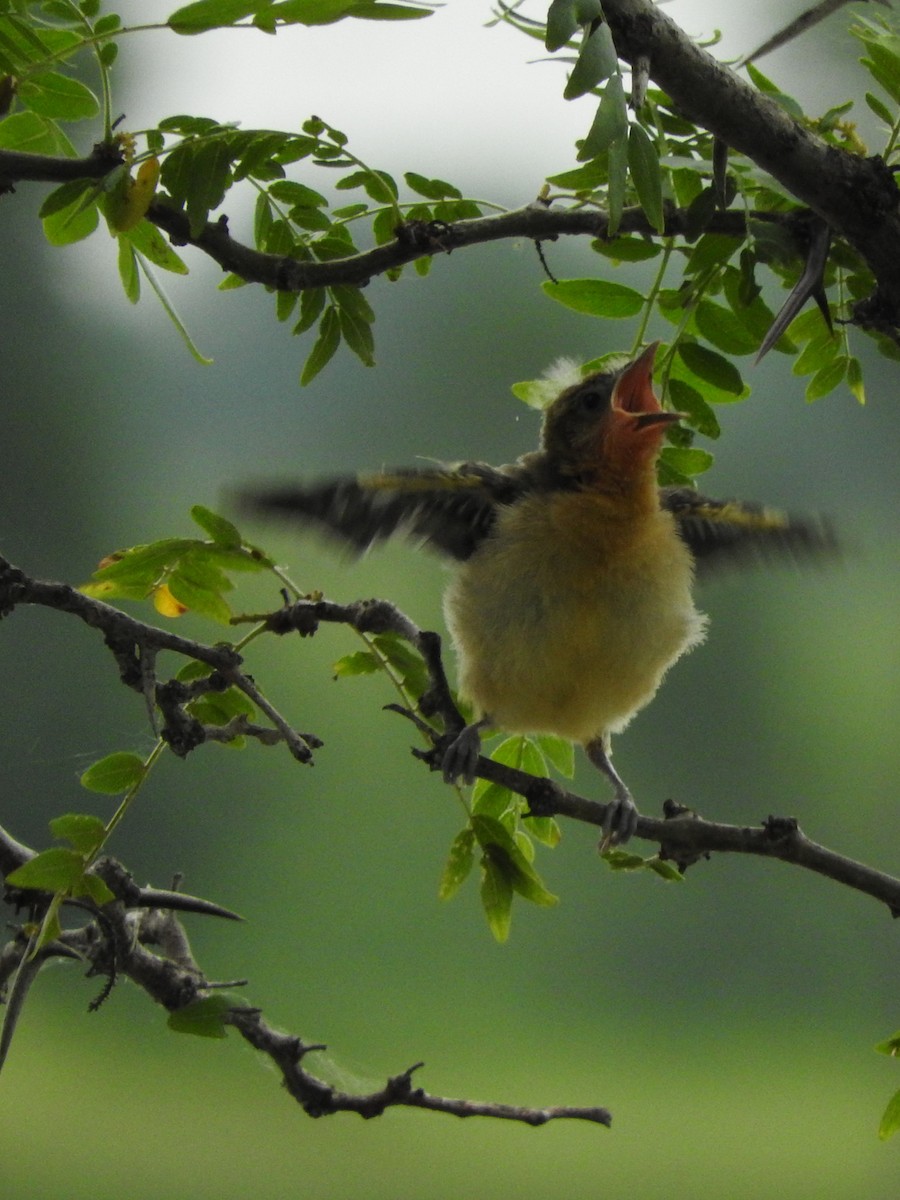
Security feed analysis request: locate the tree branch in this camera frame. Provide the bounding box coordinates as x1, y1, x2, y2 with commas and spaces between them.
0, 849, 611, 1127
0, 555, 319, 763
0, 142, 122, 190
262, 596, 900, 917
600, 0, 900, 322
4, 556, 898, 916
146, 198, 781, 292
0, 146, 837, 302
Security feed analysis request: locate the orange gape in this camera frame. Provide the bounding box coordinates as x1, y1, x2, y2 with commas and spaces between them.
238, 344, 836, 844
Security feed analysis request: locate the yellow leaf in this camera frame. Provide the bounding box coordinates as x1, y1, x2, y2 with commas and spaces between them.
153, 583, 188, 617
104, 157, 160, 233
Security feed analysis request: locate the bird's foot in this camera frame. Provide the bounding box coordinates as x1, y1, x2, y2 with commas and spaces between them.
585, 736, 640, 848
598, 790, 639, 852
441, 719, 487, 785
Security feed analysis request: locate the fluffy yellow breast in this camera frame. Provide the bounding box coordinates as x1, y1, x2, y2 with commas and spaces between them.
443, 489, 707, 744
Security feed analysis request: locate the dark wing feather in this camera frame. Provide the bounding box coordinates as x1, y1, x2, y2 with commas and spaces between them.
663, 487, 838, 574
236, 462, 529, 561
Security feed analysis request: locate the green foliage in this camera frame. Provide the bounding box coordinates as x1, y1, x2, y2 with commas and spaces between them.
5, 811, 118, 950
0, 2, 894, 408
167, 0, 434, 36
875, 1032, 900, 1140
80, 751, 146, 794
80, 506, 272, 622
167, 994, 237, 1038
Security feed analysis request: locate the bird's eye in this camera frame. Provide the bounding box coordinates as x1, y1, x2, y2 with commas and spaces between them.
576, 388, 606, 414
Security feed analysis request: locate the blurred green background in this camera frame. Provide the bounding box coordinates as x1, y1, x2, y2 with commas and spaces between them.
1, 4, 897, 1197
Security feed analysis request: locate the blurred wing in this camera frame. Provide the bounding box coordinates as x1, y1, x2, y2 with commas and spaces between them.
663, 487, 838, 574
236, 463, 528, 561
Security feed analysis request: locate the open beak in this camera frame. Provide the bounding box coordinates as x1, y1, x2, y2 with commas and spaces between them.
612, 342, 684, 430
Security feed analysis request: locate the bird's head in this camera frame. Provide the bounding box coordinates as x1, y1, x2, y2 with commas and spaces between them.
540, 343, 682, 489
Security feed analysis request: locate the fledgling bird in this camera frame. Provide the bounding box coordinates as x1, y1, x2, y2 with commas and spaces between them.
237, 344, 836, 844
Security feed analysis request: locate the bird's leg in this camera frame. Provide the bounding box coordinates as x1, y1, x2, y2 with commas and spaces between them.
442, 716, 492, 785
584, 735, 639, 847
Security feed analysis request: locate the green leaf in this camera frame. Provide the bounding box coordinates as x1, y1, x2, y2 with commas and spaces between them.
49, 813, 107, 854
542, 277, 644, 318
668, 378, 720, 439
864, 91, 893, 125
491, 734, 547, 779
167, 568, 233, 624
578, 73, 627, 159
545, 0, 603, 51
546, 157, 607, 190
80, 752, 146, 795
403, 171, 460, 200
81, 538, 196, 596
646, 857, 684, 882
472, 780, 516, 820
191, 506, 242, 547
858, 39, 900, 105
439, 827, 475, 900
347, 3, 432, 19
276, 288, 298, 322
371, 632, 428, 696
878, 1088, 900, 1141
792, 330, 839, 375
677, 342, 745, 397
189, 686, 255, 726
602, 847, 646, 871
805, 356, 847, 402
337, 307, 374, 363
123, 219, 189, 274
80, 873, 116, 906
169, 0, 274, 34
269, 179, 328, 209
40, 178, 99, 245
300, 305, 341, 385
659, 445, 714, 480
333, 650, 380, 677
846, 355, 865, 405
167, 994, 235, 1038
694, 299, 760, 356
480, 852, 513, 942
534, 733, 574, 778
117, 236, 140, 303
472, 816, 558, 907
294, 286, 326, 335
684, 233, 743, 276
606, 133, 627, 237
593, 235, 660, 262
627, 122, 664, 234
17, 71, 98, 119
546, 0, 577, 52
564, 21, 617, 100
745, 62, 804, 117
6, 846, 85, 892
523, 813, 561, 849
187, 137, 235, 235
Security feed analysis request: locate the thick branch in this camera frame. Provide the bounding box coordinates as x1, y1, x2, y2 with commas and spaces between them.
0, 145, 805, 291
147, 199, 770, 291
0, 142, 121, 189
601, 0, 900, 318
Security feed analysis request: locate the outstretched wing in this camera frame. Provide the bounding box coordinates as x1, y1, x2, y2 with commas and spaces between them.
663, 487, 838, 574
236, 462, 529, 562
